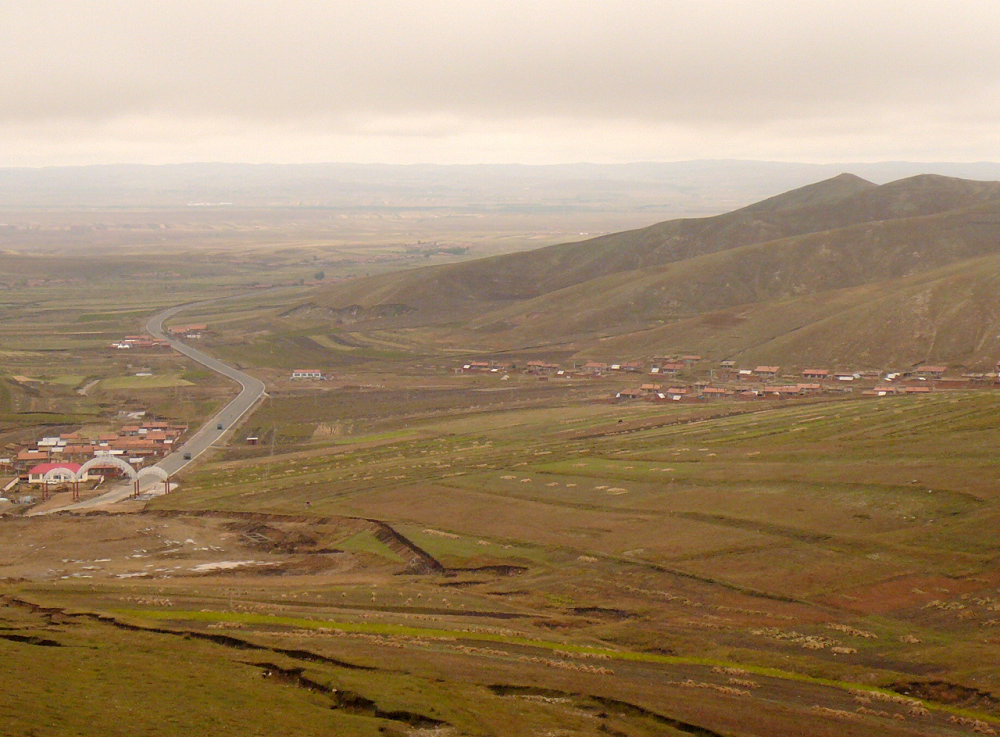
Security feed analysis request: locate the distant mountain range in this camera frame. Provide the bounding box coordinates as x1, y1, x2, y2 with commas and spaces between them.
6, 160, 1000, 217
300, 173, 1000, 369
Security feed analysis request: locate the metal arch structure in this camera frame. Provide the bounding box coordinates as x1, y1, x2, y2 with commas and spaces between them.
137, 465, 172, 496
78, 455, 171, 499
40, 463, 81, 502
79, 454, 138, 481
137, 466, 168, 482
41, 466, 78, 483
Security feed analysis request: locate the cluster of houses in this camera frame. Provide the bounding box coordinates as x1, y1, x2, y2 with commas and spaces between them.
109, 324, 209, 350
109, 334, 170, 350
3, 420, 188, 485
166, 324, 208, 339
459, 355, 706, 377
457, 356, 1000, 402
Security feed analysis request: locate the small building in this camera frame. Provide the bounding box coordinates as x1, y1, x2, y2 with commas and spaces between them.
615, 389, 642, 400
657, 362, 686, 375
167, 323, 208, 336
763, 385, 803, 396
27, 462, 83, 485
16, 449, 49, 467
917, 365, 947, 378
291, 369, 324, 380
754, 366, 780, 378
525, 360, 559, 374
801, 369, 829, 380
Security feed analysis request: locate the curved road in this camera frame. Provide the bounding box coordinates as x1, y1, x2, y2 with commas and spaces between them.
30, 298, 268, 513
146, 302, 267, 476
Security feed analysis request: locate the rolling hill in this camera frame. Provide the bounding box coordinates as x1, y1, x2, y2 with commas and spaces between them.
289, 173, 1000, 368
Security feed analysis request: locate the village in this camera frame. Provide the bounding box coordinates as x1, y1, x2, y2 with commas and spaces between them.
108, 324, 207, 350
0, 418, 188, 505
457, 356, 1000, 402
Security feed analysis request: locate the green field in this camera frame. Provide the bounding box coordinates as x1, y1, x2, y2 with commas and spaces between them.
100, 374, 195, 389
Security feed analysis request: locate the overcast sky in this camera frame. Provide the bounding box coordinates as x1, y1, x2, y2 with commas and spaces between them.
3, 1, 999, 166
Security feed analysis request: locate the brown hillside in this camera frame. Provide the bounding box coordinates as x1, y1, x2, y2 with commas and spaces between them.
286, 174, 1000, 366
313, 174, 1000, 317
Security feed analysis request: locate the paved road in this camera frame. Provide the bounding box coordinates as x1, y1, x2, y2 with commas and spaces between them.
146, 302, 267, 476
29, 296, 269, 515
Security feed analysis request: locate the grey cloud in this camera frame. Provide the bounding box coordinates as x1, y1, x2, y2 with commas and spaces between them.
2, 0, 1000, 164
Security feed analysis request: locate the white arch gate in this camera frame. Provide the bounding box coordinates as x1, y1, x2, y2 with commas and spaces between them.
39, 464, 83, 501
40, 465, 79, 500
137, 466, 170, 496
79, 454, 138, 482
37, 456, 173, 501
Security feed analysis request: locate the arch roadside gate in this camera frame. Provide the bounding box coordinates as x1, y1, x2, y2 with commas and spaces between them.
39, 456, 171, 501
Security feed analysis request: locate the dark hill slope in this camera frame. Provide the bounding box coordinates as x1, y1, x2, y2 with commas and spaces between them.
468, 198, 1000, 341
314, 174, 1000, 319
593, 252, 1000, 369
285, 174, 1000, 366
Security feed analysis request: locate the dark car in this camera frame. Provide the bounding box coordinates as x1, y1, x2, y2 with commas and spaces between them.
217, 423, 224, 430
183, 451, 192, 460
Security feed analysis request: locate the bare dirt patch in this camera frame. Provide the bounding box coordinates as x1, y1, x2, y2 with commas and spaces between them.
0, 511, 396, 583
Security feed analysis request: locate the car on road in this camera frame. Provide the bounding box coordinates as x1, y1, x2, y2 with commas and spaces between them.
217, 423, 224, 430
183, 451, 192, 460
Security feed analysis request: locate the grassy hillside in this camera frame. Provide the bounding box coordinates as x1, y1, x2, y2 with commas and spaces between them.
273, 174, 1000, 366
312, 174, 1000, 311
